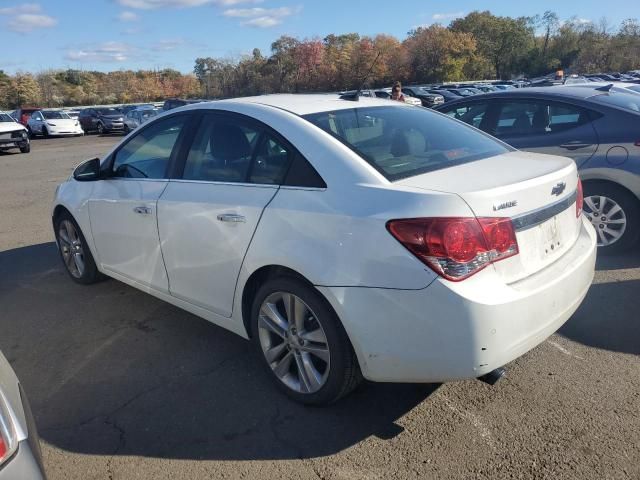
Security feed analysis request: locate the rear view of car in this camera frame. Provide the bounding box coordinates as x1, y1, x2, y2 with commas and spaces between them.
0, 350, 46, 478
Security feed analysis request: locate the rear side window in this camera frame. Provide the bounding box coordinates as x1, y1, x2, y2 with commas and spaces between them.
590, 92, 640, 113
303, 106, 509, 181
494, 101, 590, 137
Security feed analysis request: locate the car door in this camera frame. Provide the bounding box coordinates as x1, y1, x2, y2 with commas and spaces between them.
88, 113, 190, 292
29, 111, 44, 134
491, 99, 599, 166
157, 112, 291, 317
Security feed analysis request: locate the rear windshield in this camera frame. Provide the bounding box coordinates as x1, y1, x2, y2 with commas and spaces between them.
303, 106, 509, 180
590, 92, 640, 113
96, 108, 120, 115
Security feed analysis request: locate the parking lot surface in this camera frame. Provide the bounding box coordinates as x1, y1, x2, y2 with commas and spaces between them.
1, 135, 639, 480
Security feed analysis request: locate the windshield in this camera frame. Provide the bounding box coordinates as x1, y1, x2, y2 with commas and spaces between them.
303, 106, 510, 181
0, 113, 15, 122
96, 108, 120, 115
42, 111, 71, 120
591, 92, 640, 113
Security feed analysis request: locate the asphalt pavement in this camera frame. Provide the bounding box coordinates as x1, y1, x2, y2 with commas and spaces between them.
0, 135, 638, 480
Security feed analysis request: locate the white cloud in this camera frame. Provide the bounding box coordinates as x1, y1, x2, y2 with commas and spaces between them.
65, 41, 136, 63
118, 10, 139, 21
432, 11, 464, 21
0, 4, 42, 15
223, 5, 300, 27
0, 3, 57, 32
7, 13, 57, 32
576, 18, 592, 24
151, 38, 186, 51
115, 0, 261, 8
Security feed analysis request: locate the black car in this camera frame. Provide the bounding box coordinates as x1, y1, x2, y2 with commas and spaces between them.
78, 107, 125, 134
434, 86, 640, 252
163, 98, 205, 111
423, 88, 463, 103
400, 86, 444, 107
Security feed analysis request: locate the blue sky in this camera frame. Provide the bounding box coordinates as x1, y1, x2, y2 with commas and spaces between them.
0, 0, 633, 74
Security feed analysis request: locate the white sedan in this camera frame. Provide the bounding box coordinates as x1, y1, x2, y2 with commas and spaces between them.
52, 95, 597, 405
28, 110, 83, 137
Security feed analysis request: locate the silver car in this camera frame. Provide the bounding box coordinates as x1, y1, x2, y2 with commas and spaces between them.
123, 108, 159, 133
0, 350, 46, 478
435, 86, 640, 252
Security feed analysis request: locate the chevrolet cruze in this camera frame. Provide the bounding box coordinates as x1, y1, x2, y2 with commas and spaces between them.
52, 95, 597, 405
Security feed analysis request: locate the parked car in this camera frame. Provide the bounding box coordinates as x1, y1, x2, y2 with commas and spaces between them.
27, 110, 84, 138
0, 349, 46, 478
123, 107, 159, 132
567, 81, 640, 96
64, 110, 80, 120
119, 104, 155, 115
78, 107, 125, 134
444, 87, 482, 97
435, 87, 640, 252
400, 86, 445, 107
162, 98, 205, 111
423, 88, 463, 102
0, 112, 30, 153
53, 95, 596, 405
11, 107, 42, 127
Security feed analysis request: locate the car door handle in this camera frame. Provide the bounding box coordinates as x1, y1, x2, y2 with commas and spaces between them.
560, 142, 592, 150
133, 206, 153, 215
217, 213, 246, 223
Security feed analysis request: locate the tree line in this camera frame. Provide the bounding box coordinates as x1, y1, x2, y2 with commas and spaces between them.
1, 10, 639, 109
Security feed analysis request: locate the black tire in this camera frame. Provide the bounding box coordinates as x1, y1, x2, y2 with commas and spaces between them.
583, 182, 640, 254
54, 211, 104, 284
250, 276, 362, 405
19, 143, 30, 153
42, 126, 49, 138
124, 124, 130, 134
26, 127, 33, 139
97, 122, 104, 135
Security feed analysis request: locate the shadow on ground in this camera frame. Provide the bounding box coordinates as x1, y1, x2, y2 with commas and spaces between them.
596, 249, 640, 271
0, 243, 437, 461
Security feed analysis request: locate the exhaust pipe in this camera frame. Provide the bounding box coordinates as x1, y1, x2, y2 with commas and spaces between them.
478, 367, 506, 386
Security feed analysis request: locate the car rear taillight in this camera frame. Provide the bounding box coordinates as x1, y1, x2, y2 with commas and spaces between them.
387, 217, 519, 281
0, 391, 18, 467
576, 178, 584, 218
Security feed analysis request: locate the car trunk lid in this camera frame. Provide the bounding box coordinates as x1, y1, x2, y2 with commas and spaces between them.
396, 151, 581, 283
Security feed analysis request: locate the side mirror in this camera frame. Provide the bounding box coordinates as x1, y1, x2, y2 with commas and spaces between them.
73, 157, 101, 181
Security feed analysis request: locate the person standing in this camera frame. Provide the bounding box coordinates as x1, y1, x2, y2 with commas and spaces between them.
391, 82, 405, 102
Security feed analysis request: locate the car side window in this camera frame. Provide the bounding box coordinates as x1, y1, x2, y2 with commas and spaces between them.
442, 103, 489, 129
248, 135, 291, 184
32, 112, 42, 121
547, 103, 590, 132
182, 115, 259, 183
495, 101, 590, 138
111, 115, 185, 179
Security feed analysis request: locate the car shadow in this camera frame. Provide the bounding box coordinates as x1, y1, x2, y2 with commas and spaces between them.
0, 242, 437, 461
596, 249, 640, 271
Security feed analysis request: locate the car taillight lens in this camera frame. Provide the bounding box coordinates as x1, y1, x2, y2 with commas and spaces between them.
387, 217, 519, 281
576, 178, 583, 218
0, 391, 18, 467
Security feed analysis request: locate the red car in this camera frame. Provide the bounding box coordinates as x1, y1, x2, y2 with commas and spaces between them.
12, 107, 42, 127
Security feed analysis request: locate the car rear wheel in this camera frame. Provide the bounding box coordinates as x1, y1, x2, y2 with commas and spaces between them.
251, 276, 361, 405
54, 212, 103, 284
583, 183, 639, 253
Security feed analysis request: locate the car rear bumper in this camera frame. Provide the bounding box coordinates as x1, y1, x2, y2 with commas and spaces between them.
0, 441, 46, 479
318, 216, 597, 383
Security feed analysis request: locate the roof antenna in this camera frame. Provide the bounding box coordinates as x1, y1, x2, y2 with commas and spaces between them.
340, 51, 382, 101
595, 83, 614, 92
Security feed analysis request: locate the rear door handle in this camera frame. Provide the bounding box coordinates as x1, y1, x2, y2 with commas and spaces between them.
560, 142, 592, 150
217, 213, 246, 223
133, 206, 152, 215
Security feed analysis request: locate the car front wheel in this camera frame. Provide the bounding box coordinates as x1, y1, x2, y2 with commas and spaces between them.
583, 183, 640, 253
251, 276, 361, 405
54, 212, 103, 284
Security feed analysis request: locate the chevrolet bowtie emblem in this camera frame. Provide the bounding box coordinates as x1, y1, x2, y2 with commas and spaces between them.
551, 182, 566, 196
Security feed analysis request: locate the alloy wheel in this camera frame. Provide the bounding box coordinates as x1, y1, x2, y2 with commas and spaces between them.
258, 292, 331, 394
58, 220, 85, 278
583, 195, 627, 247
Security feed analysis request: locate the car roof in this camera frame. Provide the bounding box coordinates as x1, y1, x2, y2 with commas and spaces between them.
186, 94, 405, 116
